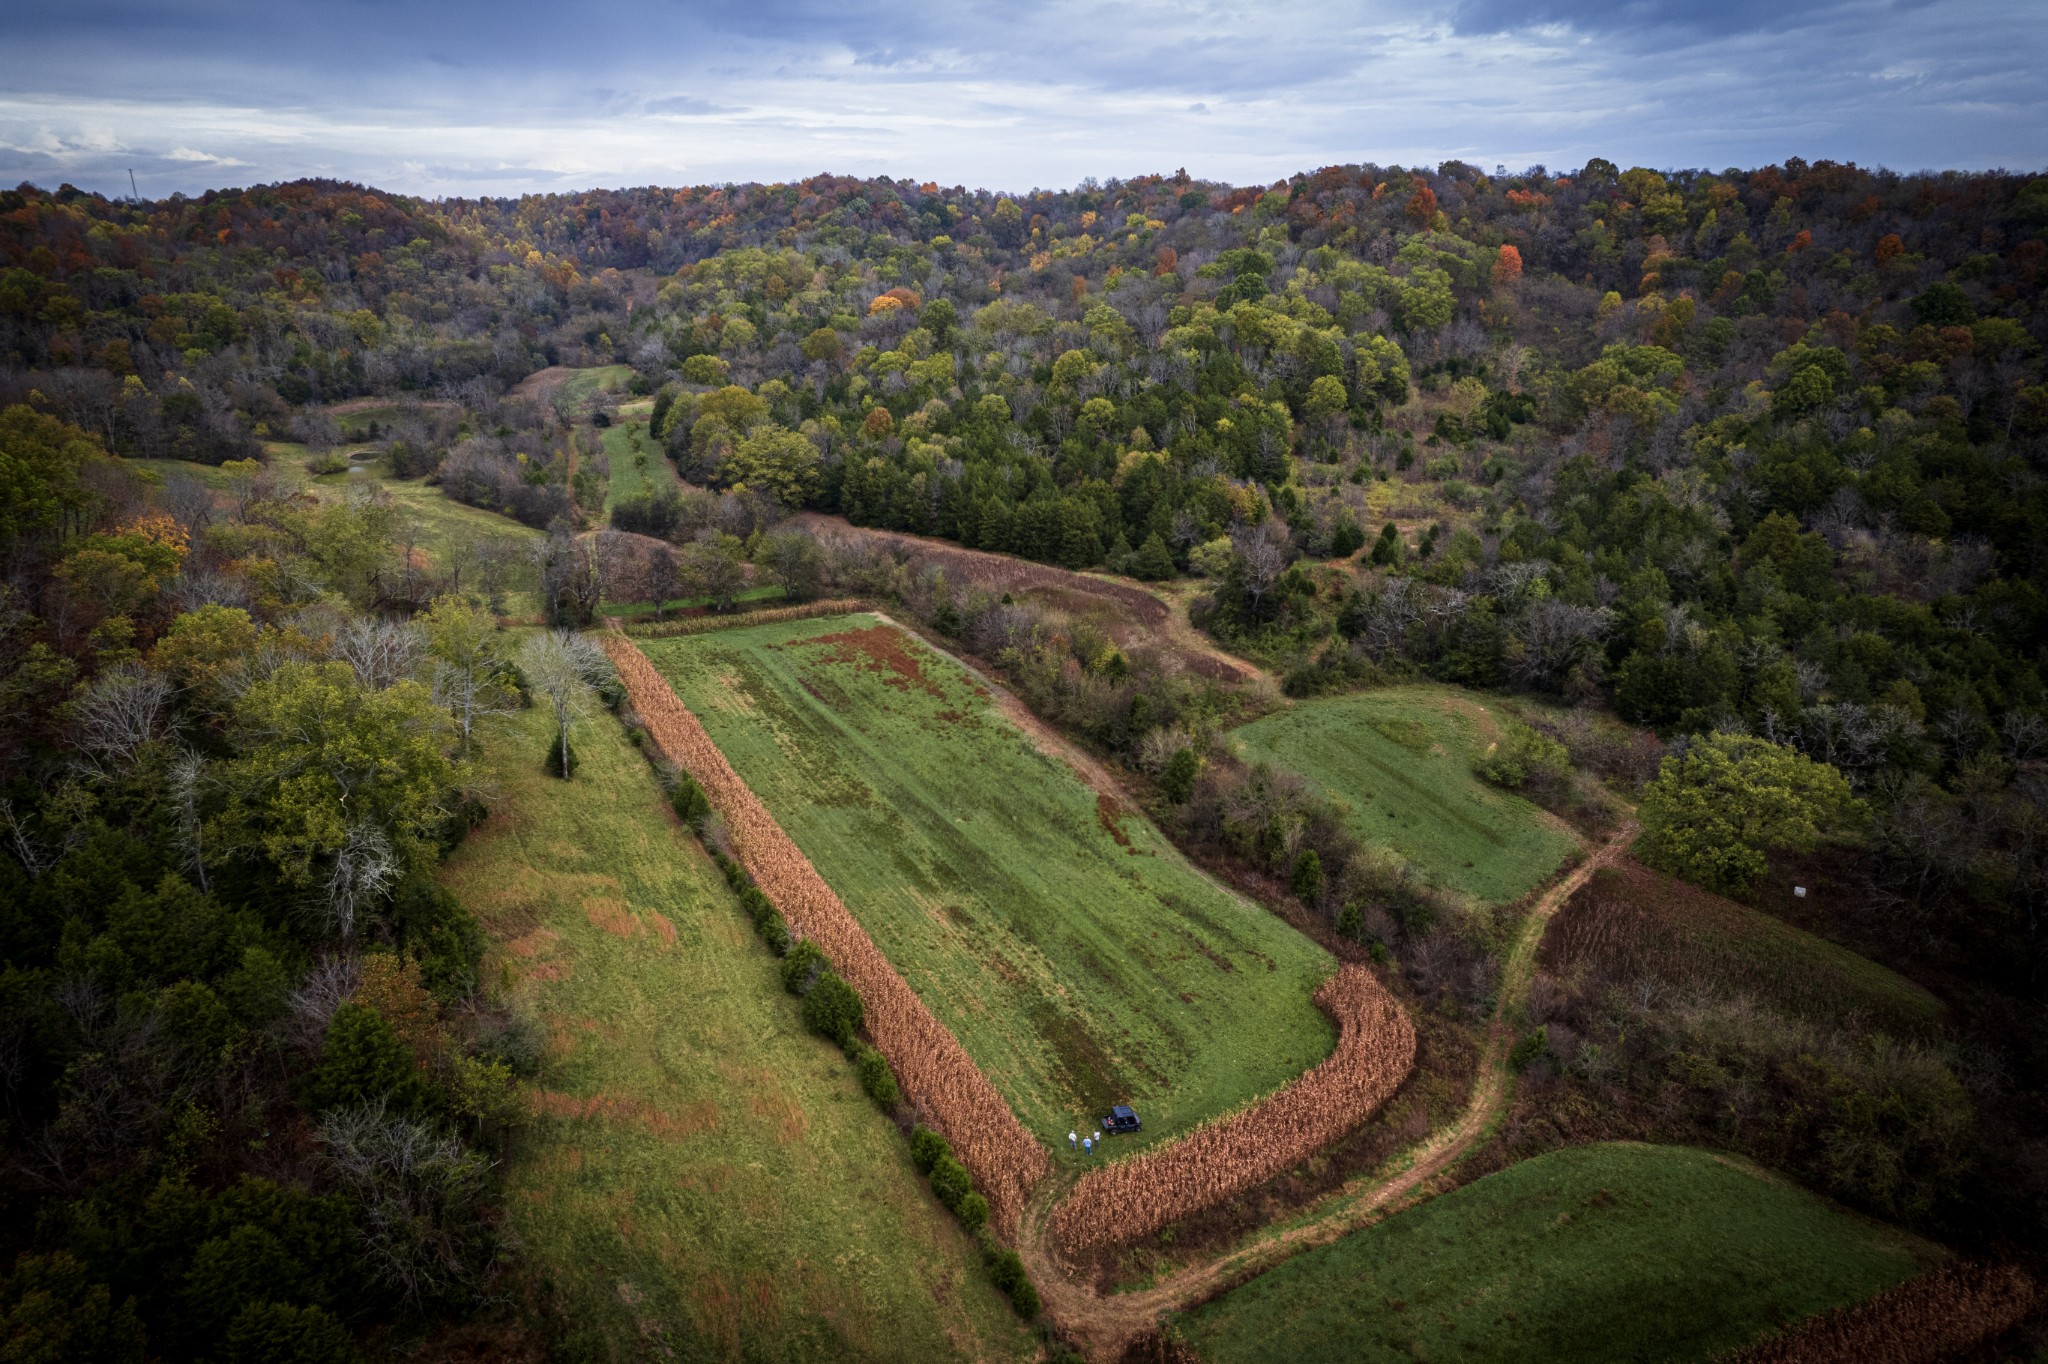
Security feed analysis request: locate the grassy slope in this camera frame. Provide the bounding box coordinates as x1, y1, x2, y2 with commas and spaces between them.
1232, 686, 1577, 905
1545, 861, 1944, 1030
558, 364, 634, 405
1178, 1143, 1939, 1364
441, 702, 1034, 1362
643, 614, 1337, 1158
600, 418, 677, 510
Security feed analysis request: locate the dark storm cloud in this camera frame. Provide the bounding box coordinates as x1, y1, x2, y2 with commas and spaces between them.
0, 0, 2040, 197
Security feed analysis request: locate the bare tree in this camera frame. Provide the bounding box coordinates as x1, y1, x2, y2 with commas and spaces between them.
520, 630, 612, 778
288, 954, 362, 1049
323, 822, 398, 940
333, 618, 427, 690
318, 1101, 493, 1303
69, 664, 174, 776
168, 749, 210, 892
1230, 520, 1292, 620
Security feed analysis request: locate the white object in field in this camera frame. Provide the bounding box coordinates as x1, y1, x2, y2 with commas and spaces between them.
1793, 886, 1807, 898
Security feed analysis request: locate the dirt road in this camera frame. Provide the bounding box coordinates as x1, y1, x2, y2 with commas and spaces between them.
1015, 820, 1639, 1360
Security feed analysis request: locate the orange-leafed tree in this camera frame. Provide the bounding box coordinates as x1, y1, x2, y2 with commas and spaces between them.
1492, 244, 1524, 288
1405, 179, 1437, 227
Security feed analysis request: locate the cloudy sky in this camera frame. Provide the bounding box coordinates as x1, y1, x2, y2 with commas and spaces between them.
2, 0, 2042, 199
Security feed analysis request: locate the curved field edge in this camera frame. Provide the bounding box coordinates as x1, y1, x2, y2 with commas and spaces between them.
1049, 963, 1415, 1254
440, 698, 1036, 1359
600, 631, 1052, 1226
1172, 1142, 1944, 1364
640, 613, 1338, 1151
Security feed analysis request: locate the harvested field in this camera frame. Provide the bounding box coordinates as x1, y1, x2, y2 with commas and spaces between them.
1048, 963, 1415, 1254
1543, 860, 1943, 1030
1718, 1261, 2036, 1364
602, 631, 1052, 1226
641, 614, 1337, 1155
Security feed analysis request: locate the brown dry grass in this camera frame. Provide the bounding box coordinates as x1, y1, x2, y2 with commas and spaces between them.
1047, 963, 1416, 1254
601, 631, 1052, 1226
1717, 1261, 2036, 1364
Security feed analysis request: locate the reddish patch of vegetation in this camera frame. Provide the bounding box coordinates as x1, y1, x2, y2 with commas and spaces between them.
1097, 792, 1133, 848
529, 1088, 720, 1137
806, 624, 948, 699
582, 896, 639, 937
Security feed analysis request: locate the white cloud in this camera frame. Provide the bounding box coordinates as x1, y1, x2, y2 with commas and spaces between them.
0, 0, 2039, 196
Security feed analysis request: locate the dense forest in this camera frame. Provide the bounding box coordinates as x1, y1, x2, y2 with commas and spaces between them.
2, 156, 2047, 1356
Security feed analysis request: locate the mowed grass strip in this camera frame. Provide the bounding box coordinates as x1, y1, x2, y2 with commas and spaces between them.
600, 417, 677, 510
1177, 1143, 1941, 1364
441, 702, 1034, 1362
1232, 686, 1578, 905
643, 614, 1337, 1156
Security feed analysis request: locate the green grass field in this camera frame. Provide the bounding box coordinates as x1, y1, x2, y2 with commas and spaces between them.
601, 418, 677, 510
1232, 686, 1578, 905
441, 702, 1035, 1362
643, 614, 1338, 1156
558, 363, 635, 406
1177, 1143, 1939, 1364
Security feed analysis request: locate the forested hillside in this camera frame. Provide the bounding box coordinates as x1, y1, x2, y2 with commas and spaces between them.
2, 157, 2046, 1357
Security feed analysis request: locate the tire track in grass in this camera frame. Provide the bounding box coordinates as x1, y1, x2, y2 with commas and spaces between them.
600, 631, 1052, 1227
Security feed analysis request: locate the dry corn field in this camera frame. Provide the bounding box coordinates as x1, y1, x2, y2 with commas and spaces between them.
1718, 1261, 2036, 1364
1047, 963, 1416, 1254
601, 632, 1052, 1225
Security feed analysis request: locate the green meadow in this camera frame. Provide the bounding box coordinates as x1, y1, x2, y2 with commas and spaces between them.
643, 613, 1338, 1156
1178, 1142, 1939, 1364
442, 701, 1035, 1361
1232, 686, 1578, 905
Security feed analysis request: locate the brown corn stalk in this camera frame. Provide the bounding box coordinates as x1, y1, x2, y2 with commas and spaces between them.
601, 632, 1052, 1225
1048, 964, 1416, 1254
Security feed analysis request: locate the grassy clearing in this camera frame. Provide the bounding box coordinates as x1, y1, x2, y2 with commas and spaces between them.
1177, 1143, 1940, 1364
1543, 860, 1944, 1030
1231, 686, 1578, 905
642, 614, 1338, 1158
441, 701, 1035, 1362
558, 363, 635, 406
128, 444, 543, 614
600, 418, 676, 510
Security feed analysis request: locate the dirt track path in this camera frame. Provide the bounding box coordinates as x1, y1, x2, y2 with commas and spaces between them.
790, 514, 1268, 686
1016, 820, 1639, 1360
